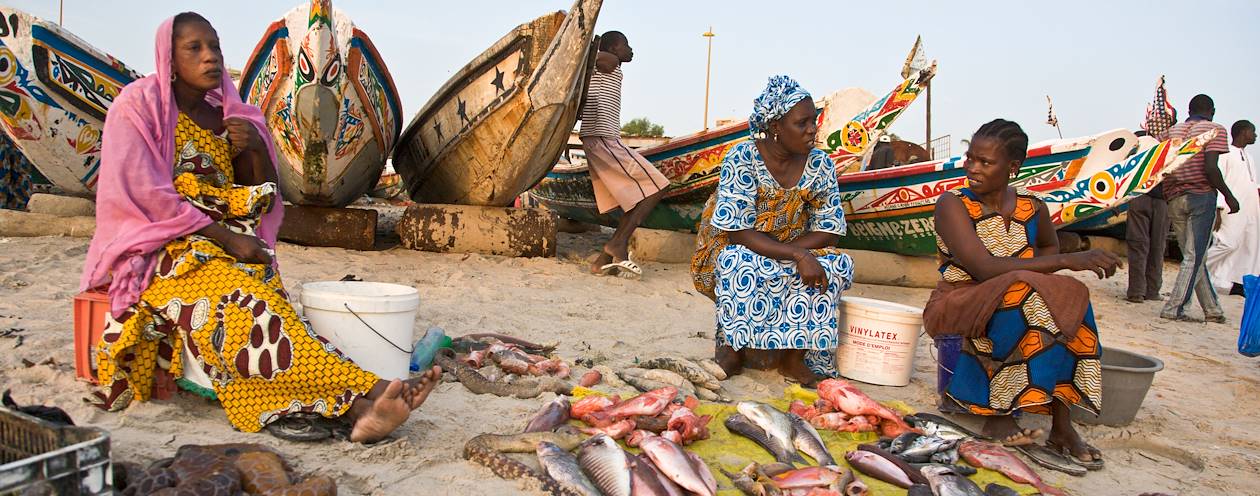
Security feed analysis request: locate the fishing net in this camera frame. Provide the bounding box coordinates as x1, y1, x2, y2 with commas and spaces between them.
573, 384, 1045, 495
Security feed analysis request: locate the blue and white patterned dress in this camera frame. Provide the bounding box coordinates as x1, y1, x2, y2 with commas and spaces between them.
691, 141, 855, 377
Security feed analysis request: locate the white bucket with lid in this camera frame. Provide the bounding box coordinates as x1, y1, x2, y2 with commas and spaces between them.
834, 296, 923, 386
299, 281, 420, 380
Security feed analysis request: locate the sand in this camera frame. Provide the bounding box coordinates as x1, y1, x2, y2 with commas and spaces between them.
0, 231, 1256, 495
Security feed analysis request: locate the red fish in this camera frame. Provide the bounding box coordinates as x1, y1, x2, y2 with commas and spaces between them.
579, 370, 602, 387
789, 400, 817, 420
771, 466, 842, 489
602, 387, 676, 419
570, 395, 618, 418
958, 441, 1067, 496
810, 413, 876, 433
661, 430, 683, 444
462, 349, 488, 368
580, 418, 635, 439
666, 407, 712, 445
626, 429, 653, 447
817, 380, 917, 437
815, 399, 836, 414
530, 358, 571, 378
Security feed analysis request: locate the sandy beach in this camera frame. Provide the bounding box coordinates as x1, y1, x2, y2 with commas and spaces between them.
0, 230, 1257, 495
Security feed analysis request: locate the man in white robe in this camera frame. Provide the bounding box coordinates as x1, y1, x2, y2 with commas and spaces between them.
1206, 120, 1259, 295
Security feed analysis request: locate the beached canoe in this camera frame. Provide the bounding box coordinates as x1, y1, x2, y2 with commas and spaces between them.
537, 128, 1213, 257
0, 6, 141, 196
392, 0, 603, 206
530, 68, 935, 229
239, 0, 403, 207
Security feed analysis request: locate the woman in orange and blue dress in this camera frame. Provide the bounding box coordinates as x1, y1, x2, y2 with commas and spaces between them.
926, 119, 1120, 468
80, 12, 439, 442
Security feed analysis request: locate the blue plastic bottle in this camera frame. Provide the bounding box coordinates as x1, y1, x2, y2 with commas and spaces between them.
410, 327, 451, 373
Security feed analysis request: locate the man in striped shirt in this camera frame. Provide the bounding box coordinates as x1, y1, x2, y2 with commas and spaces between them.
1160, 94, 1240, 322
581, 31, 670, 279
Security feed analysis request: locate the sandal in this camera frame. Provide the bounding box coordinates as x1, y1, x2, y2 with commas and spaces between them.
1015, 444, 1088, 476
599, 253, 643, 279
1046, 439, 1104, 470
264, 415, 332, 442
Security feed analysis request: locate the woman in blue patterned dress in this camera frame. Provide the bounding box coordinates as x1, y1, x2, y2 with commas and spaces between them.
691, 75, 854, 385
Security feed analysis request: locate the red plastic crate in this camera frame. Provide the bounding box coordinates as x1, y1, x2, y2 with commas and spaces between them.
72, 289, 173, 399
71, 289, 109, 383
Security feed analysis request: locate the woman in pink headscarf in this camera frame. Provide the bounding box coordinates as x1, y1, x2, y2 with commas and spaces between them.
81, 13, 439, 442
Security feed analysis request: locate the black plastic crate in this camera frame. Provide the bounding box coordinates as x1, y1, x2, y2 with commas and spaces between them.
0, 408, 111, 495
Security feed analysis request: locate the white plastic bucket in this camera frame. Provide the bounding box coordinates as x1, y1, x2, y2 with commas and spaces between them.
834, 296, 923, 386
299, 281, 420, 380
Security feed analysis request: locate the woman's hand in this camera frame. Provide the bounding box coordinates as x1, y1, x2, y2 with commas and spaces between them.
222, 231, 274, 265
224, 118, 264, 157
795, 250, 829, 290
1061, 249, 1121, 279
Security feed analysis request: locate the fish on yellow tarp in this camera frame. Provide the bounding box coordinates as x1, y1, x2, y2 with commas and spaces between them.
571, 385, 1049, 496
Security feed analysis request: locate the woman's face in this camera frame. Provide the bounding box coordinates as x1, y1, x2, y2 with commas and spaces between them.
963, 136, 1017, 194
770, 97, 818, 155
171, 20, 223, 92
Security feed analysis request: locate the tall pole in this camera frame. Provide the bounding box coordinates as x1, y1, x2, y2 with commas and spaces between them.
925, 81, 932, 159
702, 27, 715, 130
59, 0, 64, 25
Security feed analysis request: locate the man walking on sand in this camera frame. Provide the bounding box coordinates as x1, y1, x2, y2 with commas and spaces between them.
581, 31, 669, 279
1160, 94, 1240, 322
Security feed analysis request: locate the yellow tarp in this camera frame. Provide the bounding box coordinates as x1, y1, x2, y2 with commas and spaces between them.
571, 385, 1041, 495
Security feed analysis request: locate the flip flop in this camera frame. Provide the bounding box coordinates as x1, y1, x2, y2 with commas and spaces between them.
1015, 444, 1088, 476
1046, 439, 1105, 471
264, 415, 332, 442
599, 255, 643, 279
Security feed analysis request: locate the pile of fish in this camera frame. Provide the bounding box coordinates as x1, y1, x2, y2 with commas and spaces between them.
610, 357, 731, 403
724, 401, 867, 495
571, 432, 718, 496
455, 333, 572, 379
721, 462, 867, 496
788, 380, 917, 437
569, 387, 714, 446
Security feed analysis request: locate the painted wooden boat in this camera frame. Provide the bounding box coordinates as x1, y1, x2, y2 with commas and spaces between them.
240, 0, 403, 206
530, 68, 935, 228
392, 0, 602, 206
539, 128, 1213, 257
0, 6, 140, 196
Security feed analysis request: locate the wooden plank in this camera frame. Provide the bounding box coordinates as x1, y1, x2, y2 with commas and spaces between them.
396, 204, 556, 257
0, 210, 94, 237
277, 205, 378, 251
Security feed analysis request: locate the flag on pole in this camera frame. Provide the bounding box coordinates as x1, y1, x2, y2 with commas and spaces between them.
900, 36, 928, 79
1045, 95, 1059, 128
1142, 76, 1177, 140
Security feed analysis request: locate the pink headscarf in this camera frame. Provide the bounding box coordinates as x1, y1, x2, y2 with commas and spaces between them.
81, 15, 284, 315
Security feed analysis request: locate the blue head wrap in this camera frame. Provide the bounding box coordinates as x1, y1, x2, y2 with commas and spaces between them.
749, 75, 811, 139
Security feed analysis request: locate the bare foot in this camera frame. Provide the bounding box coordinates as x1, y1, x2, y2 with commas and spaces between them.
350, 379, 412, 443
590, 251, 613, 274
778, 350, 820, 387
402, 366, 441, 409
714, 344, 743, 377
982, 414, 1043, 446
1048, 400, 1102, 466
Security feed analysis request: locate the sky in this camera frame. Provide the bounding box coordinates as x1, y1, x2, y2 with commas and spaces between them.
12, 0, 1258, 154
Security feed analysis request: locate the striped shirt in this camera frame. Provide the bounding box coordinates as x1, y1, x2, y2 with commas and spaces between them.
1163, 118, 1229, 199
579, 66, 623, 138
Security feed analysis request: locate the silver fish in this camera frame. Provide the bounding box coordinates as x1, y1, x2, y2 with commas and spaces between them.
906, 413, 985, 441
921, 465, 985, 496
888, 432, 923, 453
524, 396, 571, 433
908, 463, 976, 477
787, 412, 835, 466
577, 434, 632, 496
983, 483, 1021, 496
725, 414, 802, 466
633, 453, 685, 496
737, 402, 806, 465
901, 436, 959, 463
640, 435, 715, 496
537, 441, 601, 496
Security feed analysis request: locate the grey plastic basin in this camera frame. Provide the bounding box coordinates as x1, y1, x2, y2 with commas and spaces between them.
1071, 346, 1164, 426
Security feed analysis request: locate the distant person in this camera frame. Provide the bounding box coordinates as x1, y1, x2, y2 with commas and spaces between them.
1125, 130, 1172, 303
580, 31, 669, 279
1205, 120, 1258, 295
691, 75, 854, 384
1160, 94, 1239, 322
926, 118, 1116, 468
868, 135, 895, 170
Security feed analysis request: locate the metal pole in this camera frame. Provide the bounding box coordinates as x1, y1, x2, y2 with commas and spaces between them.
925, 81, 932, 159
59, 0, 64, 25
702, 27, 715, 130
